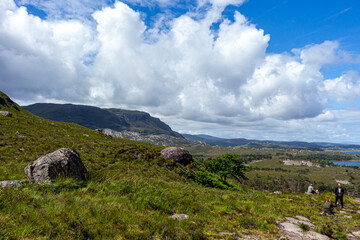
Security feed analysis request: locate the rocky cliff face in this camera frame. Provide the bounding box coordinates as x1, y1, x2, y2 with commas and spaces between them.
101, 129, 190, 146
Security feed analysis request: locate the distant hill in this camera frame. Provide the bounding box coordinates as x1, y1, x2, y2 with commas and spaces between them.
183, 134, 360, 150
23, 103, 183, 138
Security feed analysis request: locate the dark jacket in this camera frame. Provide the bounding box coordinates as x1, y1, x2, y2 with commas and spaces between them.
322, 201, 335, 214
335, 187, 344, 197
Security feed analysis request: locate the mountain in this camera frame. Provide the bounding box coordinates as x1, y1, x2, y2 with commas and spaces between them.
184, 134, 360, 150
23, 103, 183, 138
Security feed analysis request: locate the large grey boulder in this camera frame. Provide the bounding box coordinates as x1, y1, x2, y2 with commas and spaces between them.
0, 111, 12, 117
24, 148, 88, 184
160, 147, 193, 165
0, 180, 23, 188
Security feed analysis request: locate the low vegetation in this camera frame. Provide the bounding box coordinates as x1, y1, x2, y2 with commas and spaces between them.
1, 92, 360, 239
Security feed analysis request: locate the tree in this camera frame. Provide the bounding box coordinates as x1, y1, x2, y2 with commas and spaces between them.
206, 154, 248, 183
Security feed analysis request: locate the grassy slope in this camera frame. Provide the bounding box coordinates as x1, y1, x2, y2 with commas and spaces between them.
1, 94, 360, 239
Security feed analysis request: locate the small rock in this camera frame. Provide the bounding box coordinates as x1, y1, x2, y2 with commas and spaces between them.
357, 210, 360, 214
0, 180, 23, 188
0, 111, 12, 117
339, 211, 346, 214
171, 214, 189, 220
273, 191, 282, 194
160, 147, 193, 165
0, 215, 10, 221
305, 231, 330, 240
83, 134, 89, 137
344, 215, 353, 219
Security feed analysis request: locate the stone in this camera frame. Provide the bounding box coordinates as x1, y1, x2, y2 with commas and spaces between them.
285, 217, 316, 230
160, 147, 193, 165
305, 231, 330, 240
171, 214, 189, 220
273, 191, 282, 194
339, 211, 346, 214
0, 180, 23, 188
0, 111, 12, 117
278, 222, 306, 240
24, 148, 88, 184
344, 215, 353, 219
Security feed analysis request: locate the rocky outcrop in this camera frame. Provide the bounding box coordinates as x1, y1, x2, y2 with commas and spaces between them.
278, 216, 330, 240
0, 180, 23, 188
160, 147, 193, 165
24, 148, 88, 184
101, 129, 191, 147
0, 111, 12, 117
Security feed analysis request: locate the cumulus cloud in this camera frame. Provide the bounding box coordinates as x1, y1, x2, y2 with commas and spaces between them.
1, 0, 360, 142
322, 71, 360, 103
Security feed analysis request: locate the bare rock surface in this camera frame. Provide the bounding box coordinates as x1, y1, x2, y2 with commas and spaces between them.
285, 217, 315, 230
278, 222, 305, 239
160, 147, 193, 165
24, 148, 88, 184
305, 231, 330, 240
0, 111, 12, 117
295, 216, 311, 222
0, 180, 23, 188
283, 160, 320, 167
278, 216, 330, 240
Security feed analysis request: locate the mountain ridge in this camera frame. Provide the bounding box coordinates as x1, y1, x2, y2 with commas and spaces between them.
183, 134, 360, 150
23, 102, 183, 138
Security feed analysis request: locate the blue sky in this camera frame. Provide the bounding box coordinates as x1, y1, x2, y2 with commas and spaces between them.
1, 0, 360, 143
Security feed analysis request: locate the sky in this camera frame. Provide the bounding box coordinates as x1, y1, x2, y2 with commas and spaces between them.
1, 0, 360, 143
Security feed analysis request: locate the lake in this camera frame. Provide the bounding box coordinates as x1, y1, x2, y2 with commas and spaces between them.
336, 150, 360, 155
332, 161, 360, 167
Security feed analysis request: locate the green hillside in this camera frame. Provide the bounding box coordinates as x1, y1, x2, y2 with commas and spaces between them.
1, 91, 360, 239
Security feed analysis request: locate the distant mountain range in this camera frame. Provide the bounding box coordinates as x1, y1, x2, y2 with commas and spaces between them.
23, 103, 183, 138
182, 134, 360, 150
20, 101, 360, 150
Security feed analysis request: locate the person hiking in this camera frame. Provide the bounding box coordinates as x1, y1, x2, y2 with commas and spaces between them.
334, 183, 345, 209
321, 199, 335, 215
307, 184, 315, 194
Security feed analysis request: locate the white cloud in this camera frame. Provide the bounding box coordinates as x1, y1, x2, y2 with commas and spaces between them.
1, 0, 360, 143
322, 71, 360, 103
